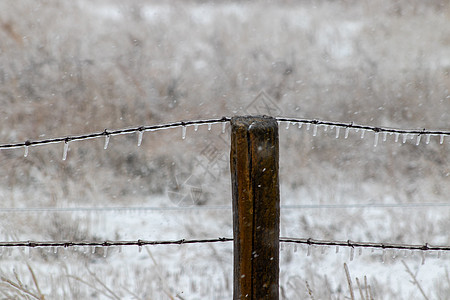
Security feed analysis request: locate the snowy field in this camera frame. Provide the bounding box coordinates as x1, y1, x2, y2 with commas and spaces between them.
0, 0, 449, 299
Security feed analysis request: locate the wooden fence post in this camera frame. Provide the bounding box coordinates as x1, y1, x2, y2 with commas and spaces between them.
230, 116, 280, 300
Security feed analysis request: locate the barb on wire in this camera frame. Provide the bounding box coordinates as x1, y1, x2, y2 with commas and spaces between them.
280, 237, 450, 251
277, 117, 450, 137
0, 238, 233, 248
0, 117, 231, 150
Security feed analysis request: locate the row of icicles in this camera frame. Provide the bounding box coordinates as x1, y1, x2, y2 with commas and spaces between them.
22, 122, 228, 160
0, 242, 446, 264
280, 243, 445, 265
21, 121, 447, 160
283, 121, 446, 147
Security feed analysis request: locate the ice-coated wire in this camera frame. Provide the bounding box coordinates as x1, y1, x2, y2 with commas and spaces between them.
1, 237, 449, 252
276, 117, 450, 138
0, 117, 231, 150
0, 238, 233, 248
1, 116, 449, 152
280, 238, 450, 252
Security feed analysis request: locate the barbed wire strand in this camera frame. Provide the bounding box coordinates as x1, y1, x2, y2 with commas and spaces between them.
0, 117, 231, 150
1, 202, 449, 213
1, 116, 449, 151
280, 238, 450, 251
0, 238, 233, 248
0, 237, 449, 252
276, 117, 450, 136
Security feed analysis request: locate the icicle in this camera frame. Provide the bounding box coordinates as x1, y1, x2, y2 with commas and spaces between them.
344, 127, 350, 139
182, 126, 186, 139
194, 124, 199, 132
104, 134, 110, 150
298, 123, 302, 129
383, 132, 388, 142
138, 245, 142, 253
382, 249, 386, 263
103, 247, 108, 258
425, 134, 431, 145
335, 127, 340, 139
222, 122, 226, 134
286, 122, 290, 130
62, 141, 69, 160
27, 247, 32, 259
294, 244, 298, 253
360, 129, 365, 139
402, 133, 408, 143
53, 247, 58, 254
373, 132, 379, 147
137, 131, 143, 147
307, 245, 311, 256
403, 250, 408, 257
323, 124, 328, 132
394, 132, 400, 143
416, 135, 421, 146
312, 124, 318, 136
207, 124, 212, 131
91, 247, 96, 254
24, 145, 29, 157
336, 246, 339, 253
440, 134, 444, 144
350, 247, 354, 261
306, 123, 311, 131
421, 251, 426, 265
284, 244, 290, 253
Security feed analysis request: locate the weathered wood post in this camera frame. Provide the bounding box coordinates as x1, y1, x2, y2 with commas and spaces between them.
230, 116, 280, 299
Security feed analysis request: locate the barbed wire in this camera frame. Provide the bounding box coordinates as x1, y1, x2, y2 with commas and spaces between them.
0, 238, 233, 248
1, 115, 448, 153
0, 117, 230, 150
1, 237, 449, 252
1, 202, 449, 213
276, 117, 450, 136
280, 238, 450, 251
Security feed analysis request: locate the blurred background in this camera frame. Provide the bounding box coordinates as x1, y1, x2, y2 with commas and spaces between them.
0, 0, 449, 298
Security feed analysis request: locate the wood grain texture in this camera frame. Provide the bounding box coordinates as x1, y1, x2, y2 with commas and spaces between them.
231, 116, 280, 300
